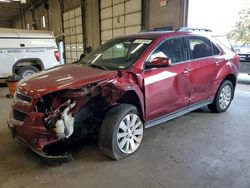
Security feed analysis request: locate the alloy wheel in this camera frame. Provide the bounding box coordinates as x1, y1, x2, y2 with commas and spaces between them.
117, 114, 143, 154
23, 70, 35, 77
219, 85, 232, 110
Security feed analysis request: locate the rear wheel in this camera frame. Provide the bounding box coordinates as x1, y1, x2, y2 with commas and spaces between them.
208, 80, 234, 113
17, 66, 39, 78
99, 104, 144, 160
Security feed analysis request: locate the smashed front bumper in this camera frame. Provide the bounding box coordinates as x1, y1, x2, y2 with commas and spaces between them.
7, 117, 73, 164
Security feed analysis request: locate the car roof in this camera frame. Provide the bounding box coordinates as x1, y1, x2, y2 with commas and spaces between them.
115, 30, 211, 40
113, 30, 232, 52
111, 27, 229, 41
117, 31, 191, 39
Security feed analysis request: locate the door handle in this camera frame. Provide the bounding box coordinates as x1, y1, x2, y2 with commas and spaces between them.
183, 68, 192, 74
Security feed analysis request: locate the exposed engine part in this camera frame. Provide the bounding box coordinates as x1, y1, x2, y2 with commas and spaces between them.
43, 100, 72, 129
54, 101, 76, 139
39, 81, 126, 141
52, 83, 102, 117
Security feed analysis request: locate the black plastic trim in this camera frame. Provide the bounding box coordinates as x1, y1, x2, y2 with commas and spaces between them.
145, 99, 213, 128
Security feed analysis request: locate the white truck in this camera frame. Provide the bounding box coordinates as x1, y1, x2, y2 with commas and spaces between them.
0, 28, 62, 78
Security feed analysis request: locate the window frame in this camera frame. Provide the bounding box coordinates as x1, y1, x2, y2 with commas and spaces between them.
80, 38, 153, 70
186, 35, 221, 60
144, 36, 190, 70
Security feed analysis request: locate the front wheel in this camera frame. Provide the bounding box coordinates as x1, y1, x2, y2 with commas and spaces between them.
208, 80, 234, 113
99, 104, 144, 160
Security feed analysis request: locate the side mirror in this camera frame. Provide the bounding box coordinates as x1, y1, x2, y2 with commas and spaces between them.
79, 46, 93, 60
145, 57, 172, 69
85, 46, 93, 54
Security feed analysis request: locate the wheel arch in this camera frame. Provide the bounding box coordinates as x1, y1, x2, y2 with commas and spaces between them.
215, 61, 238, 99
223, 74, 237, 99
118, 90, 145, 122
12, 58, 44, 74
224, 74, 237, 88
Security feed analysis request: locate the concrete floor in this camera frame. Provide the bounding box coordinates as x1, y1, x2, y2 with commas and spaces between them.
0, 69, 250, 188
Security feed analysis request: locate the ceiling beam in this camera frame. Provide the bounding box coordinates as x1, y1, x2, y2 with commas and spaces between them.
0, 1, 30, 8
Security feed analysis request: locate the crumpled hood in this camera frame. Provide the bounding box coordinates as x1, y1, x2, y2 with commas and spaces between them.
18, 64, 117, 97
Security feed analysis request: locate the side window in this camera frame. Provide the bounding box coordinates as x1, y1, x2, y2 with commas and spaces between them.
188, 36, 213, 59
148, 37, 188, 64
212, 43, 220, 55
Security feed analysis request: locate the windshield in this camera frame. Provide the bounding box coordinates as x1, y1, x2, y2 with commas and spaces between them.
78, 38, 152, 70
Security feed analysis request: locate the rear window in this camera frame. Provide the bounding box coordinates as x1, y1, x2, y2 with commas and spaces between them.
213, 36, 234, 52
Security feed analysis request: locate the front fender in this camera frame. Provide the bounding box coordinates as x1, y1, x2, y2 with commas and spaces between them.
101, 73, 145, 120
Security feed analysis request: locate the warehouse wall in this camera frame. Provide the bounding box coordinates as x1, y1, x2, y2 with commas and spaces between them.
11, 0, 99, 48
85, 0, 100, 49
0, 23, 11, 28
11, 0, 188, 52
144, 0, 188, 30
11, 0, 81, 33
12, 0, 64, 36
48, 0, 63, 37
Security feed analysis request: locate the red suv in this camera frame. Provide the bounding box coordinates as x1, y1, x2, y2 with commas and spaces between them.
8, 29, 240, 162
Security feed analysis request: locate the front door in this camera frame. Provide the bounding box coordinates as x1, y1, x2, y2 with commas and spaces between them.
143, 36, 192, 121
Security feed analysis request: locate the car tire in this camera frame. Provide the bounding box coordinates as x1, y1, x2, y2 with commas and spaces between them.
99, 104, 144, 160
17, 66, 39, 78
208, 80, 234, 113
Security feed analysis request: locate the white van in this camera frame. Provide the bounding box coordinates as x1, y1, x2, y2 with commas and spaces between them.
0, 28, 62, 78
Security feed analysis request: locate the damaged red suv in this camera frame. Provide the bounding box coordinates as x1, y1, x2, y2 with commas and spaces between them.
8, 29, 240, 162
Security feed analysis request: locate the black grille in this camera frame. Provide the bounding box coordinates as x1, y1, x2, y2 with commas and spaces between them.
16, 92, 32, 103
13, 109, 26, 122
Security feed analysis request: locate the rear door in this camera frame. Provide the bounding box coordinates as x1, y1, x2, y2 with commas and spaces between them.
187, 36, 220, 105
143, 36, 192, 121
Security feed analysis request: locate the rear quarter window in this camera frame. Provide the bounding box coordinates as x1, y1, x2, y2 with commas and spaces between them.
188, 36, 213, 59
211, 43, 220, 55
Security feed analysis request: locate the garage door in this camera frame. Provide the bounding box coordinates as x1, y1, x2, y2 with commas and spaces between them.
100, 0, 142, 44
63, 7, 84, 64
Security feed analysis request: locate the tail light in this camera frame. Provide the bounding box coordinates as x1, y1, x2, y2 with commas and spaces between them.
54, 51, 60, 62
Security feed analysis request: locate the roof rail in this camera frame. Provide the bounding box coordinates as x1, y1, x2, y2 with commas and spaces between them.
153, 26, 173, 31
176, 27, 212, 32
140, 26, 173, 32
